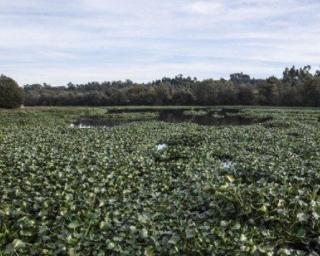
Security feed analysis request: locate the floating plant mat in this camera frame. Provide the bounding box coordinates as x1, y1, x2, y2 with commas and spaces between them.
1, 107, 320, 255
72, 116, 156, 128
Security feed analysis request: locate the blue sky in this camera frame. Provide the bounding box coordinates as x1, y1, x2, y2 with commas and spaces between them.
1, 0, 320, 85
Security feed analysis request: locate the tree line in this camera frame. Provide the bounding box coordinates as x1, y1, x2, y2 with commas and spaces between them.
4, 66, 320, 108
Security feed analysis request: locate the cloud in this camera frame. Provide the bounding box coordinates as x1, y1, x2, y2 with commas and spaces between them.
0, 0, 319, 85
184, 1, 225, 15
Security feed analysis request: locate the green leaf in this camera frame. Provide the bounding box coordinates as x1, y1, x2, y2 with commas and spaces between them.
144, 246, 155, 256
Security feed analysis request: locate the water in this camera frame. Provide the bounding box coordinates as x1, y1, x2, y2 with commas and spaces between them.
71, 108, 272, 128
158, 109, 271, 126
70, 123, 94, 129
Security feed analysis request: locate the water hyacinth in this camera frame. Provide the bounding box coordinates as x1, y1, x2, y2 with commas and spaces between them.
0, 107, 320, 255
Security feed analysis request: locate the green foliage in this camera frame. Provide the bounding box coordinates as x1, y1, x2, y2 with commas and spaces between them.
23, 66, 320, 107
0, 107, 320, 255
0, 75, 24, 109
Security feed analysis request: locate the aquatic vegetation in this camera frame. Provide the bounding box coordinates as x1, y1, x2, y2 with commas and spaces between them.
0, 107, 320, 255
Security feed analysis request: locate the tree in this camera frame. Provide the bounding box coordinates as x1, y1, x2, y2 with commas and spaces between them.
153, 84, 172, 105
172, 89, 195, 105
19, 66, 320, 107
230, 73, 251, 85
0, 75, 24, 108
258, 80, 280, 106
237, 85, 255, 105
283, 66, 312, 85
302, 77, 320, 106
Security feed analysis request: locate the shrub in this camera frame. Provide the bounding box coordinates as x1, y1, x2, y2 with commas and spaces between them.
0, 75, 24, 109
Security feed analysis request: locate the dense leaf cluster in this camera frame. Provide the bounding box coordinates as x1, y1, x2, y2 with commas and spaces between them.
1, 107, 320, 255
0, 75, 24, 109
22, 66, 320, 107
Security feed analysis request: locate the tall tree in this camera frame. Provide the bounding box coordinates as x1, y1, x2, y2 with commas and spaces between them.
0, 75, 24, 109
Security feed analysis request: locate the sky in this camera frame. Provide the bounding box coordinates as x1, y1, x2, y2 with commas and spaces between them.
1, 0, 320, 85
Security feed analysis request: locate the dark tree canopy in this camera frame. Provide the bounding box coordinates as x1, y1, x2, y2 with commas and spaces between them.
20, 66, 320, 107
230, 73, 252, 85
0, 75, 24, 109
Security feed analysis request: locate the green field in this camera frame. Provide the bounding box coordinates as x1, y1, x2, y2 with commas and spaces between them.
1, 107, 320, 255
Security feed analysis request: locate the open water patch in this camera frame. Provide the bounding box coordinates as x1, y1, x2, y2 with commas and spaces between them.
158, 109, 271, 126
71, 108, 272, 128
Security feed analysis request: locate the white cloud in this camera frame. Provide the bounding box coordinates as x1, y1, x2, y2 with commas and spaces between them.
184, 1, 225, 15
0, 0, 320, 84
